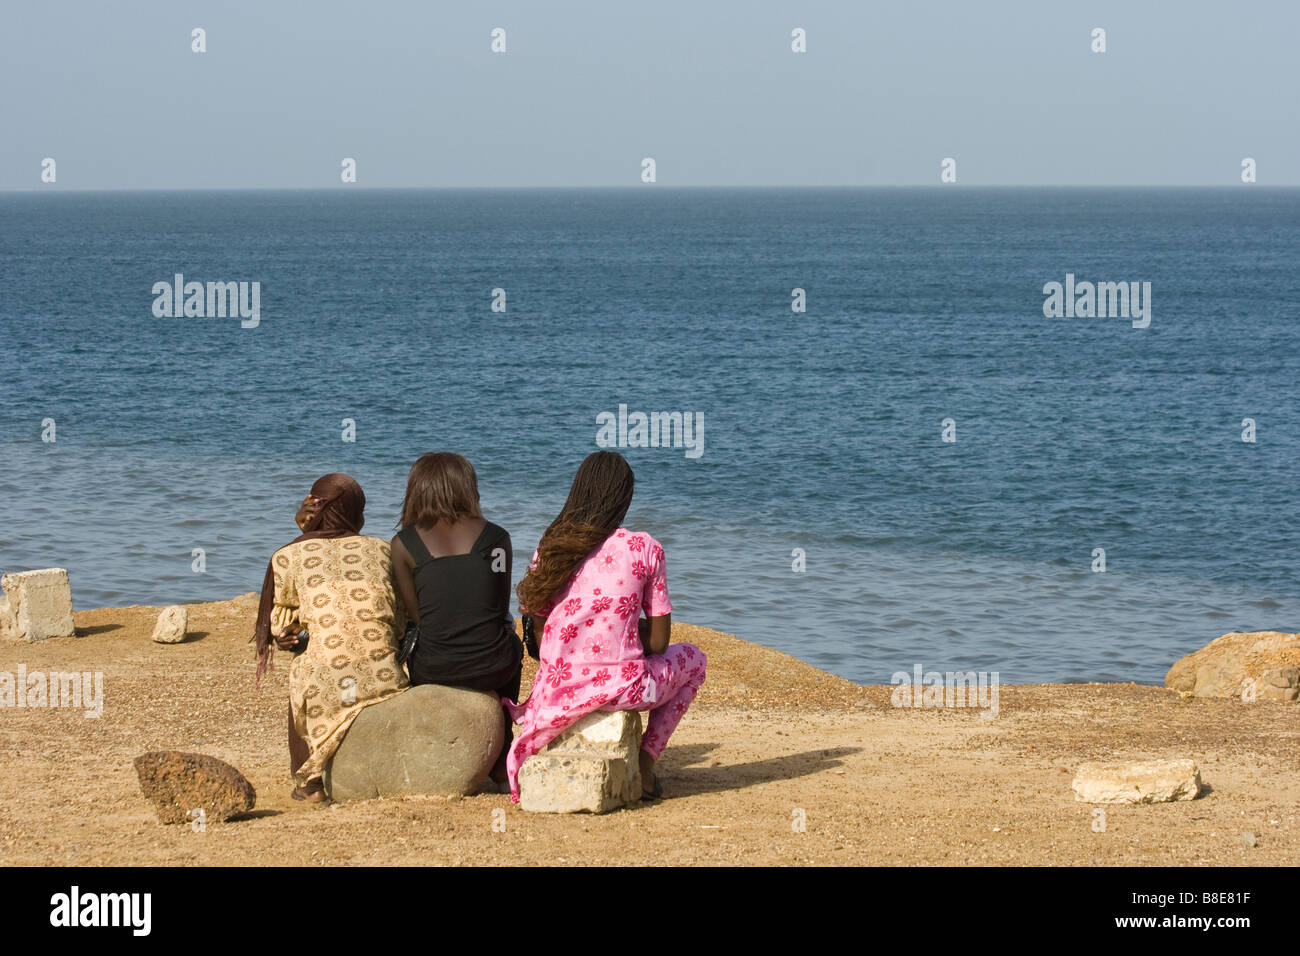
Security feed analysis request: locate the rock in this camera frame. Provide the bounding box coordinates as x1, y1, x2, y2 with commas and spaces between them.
0, 596, 13, 642
518, 710, 643, 813
1240, 831, 1257, 848
1166, 631, 1300, 701
134, 751, 256, 825
1259, 667, 1300, 700
1072, 759, 1202, 804
0, 568, 76, 642
151, 605, 187, 644
324, 683, 503, 801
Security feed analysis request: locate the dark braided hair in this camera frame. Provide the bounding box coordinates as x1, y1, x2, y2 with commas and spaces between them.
517, 451, 635, 614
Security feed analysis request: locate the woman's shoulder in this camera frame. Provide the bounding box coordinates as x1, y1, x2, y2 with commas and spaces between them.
598, 528, 664, 563
272, 541, 301, 568
285, 535, 391, 555
612, 528, 661, 549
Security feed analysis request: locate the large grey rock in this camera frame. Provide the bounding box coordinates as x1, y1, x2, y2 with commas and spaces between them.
151, 605, 187, 644
324, 683, 503, 801
1, 568, 75, 642
519, 710, 643, 813
1166, 631, 1300, 701
1072, 759, 1202, 804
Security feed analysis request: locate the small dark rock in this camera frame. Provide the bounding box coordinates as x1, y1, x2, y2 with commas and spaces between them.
134, 750, 256, 825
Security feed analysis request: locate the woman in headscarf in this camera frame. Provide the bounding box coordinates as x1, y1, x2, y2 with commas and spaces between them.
253, 473, 409, 802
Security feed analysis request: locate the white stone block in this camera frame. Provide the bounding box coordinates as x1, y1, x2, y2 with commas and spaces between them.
0, 568, 75, 642
519, 710, 643, 813
1072, 759, 1202, 804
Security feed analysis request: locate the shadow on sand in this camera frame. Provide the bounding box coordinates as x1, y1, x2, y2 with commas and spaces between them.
661, 743, 861, 797
75, 624, 123, 637
229, 809, 283, 822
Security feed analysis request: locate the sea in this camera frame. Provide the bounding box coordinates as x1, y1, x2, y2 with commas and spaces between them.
2, 187, 1298, 685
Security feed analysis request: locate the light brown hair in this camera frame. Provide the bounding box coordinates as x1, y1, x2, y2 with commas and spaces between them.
399, 452, 482, 528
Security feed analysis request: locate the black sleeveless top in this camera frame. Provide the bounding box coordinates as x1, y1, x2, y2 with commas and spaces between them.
399, 521, 521, 686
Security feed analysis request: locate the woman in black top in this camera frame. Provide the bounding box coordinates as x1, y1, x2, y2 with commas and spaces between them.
390, 452, 522, 788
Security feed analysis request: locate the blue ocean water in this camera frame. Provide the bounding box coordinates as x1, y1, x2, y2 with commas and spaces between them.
1, 188, 1297, 684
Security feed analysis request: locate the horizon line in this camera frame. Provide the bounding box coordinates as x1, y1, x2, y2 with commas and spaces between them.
2, 183, 1295, 195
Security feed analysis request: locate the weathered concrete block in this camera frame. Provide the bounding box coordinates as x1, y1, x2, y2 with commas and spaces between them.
324, 683, 503, 801
151, 605, 187, 644
1, 569, 75, 643
134, 750, 256, 825
0, 596, 13, 642
1072, 759, 1202, 804
519, 710, 643, 813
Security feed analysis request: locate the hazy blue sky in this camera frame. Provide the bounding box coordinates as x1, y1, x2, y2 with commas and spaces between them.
3, 1, 1297, 189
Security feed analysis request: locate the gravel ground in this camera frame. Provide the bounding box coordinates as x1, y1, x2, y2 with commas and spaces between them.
0, 595, 1295, 866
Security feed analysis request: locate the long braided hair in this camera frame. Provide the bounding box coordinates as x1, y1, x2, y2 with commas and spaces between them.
517, 451, 635, 614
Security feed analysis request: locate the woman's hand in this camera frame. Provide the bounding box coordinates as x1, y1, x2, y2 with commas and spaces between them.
295, 495, 321, 531
275, 623, 303, 651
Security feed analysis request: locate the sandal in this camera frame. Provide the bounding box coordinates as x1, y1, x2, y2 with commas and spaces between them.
641, 776, 664, 800
292, 780, 329, 803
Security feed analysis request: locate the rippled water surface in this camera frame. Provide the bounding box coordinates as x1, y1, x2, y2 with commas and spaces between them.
2, 188, 1298, 683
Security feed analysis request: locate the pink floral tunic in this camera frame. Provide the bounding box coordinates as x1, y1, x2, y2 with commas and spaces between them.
504, 529, 704, 801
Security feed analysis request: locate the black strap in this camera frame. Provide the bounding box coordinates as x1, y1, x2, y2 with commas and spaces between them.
398, 526, 434, 565
475, 521, 508, 558
401, 523, 504, 564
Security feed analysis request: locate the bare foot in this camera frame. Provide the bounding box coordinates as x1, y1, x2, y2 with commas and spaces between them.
639, 749, 661, 798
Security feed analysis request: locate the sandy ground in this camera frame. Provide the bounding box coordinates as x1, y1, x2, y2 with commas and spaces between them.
0, 594, 1296, 866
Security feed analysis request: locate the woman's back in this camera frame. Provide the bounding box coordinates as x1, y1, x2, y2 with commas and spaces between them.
536, 528, 669, 669
273, 535, 401, 641
399, 519, 518, 685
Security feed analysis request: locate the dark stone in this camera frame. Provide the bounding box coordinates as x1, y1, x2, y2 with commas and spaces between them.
134, 750, 256, 825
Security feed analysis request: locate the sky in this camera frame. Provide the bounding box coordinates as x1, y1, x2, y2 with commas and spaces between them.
2, 0, 1297, 189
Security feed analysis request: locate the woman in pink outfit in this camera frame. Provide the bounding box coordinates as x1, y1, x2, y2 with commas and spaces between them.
504, 451, 706, 803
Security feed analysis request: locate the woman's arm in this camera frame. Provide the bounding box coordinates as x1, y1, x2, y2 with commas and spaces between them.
390, 534, 420, 627
638, 534, 673, 656
270, 552, 305, 649
639, 614, 671, 656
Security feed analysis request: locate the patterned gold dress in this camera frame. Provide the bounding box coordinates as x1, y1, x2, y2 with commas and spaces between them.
269, 535, 409, 784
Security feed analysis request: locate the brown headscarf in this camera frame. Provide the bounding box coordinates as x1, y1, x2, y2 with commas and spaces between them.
253, 473, 367, 682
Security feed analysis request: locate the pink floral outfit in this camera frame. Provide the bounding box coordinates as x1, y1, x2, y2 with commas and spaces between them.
504, 529, 706, 802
